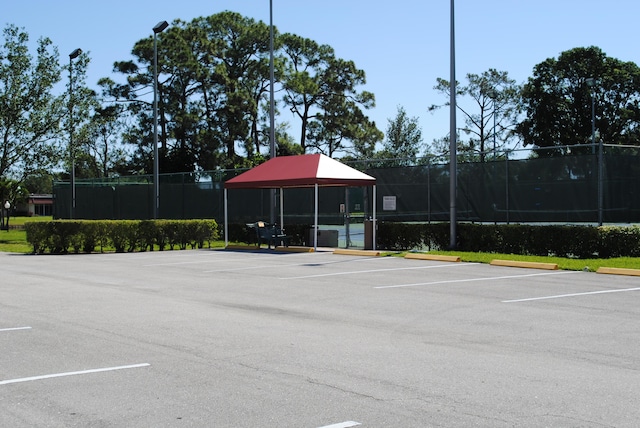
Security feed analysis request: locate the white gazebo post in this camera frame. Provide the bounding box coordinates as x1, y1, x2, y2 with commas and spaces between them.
314, 183, 319, 250
224, 188, 228, 248
279, 188, 284, 229
373, 185, 377, 250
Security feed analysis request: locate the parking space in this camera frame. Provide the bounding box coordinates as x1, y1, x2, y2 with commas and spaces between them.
1, 250, 639, 427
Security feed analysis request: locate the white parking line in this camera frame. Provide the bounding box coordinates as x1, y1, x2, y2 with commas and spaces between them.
282, 262, 477, 280
502, 286, 640, 303
318, 421, 361, 428
0, 326, 32, 332
375, 270, 579, 289
0, 363, 150, 386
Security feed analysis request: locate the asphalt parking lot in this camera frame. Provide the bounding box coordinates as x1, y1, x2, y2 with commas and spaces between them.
1, 249, 639, 427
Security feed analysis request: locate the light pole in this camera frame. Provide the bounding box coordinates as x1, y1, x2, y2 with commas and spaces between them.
3, 200, 10, 231
69, 48, 82, 219
269, 0, 276, 225
586, 78, 596, 153
153, 20, 169, 219
586, 78, 603, 225
449, 0, 457, 249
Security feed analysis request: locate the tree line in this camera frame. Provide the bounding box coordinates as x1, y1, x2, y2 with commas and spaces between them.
2, 11, 640, 203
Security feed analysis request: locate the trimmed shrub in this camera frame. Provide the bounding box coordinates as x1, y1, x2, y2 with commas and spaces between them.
137, 220, 158, 251
24, 219, 219, 254
375, 221, 640, 258
378, 222, 424, 251
599, 226, 640, 258
25, 222, 49, 254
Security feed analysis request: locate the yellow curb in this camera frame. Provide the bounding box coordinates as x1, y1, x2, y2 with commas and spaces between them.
333, 249, 381, 257
225, 245, 260, 250
275, 246, 315, 253
597, 267, 640, 277
405, 253, 461, 262
490, 259, 558, 270
225, 245, 315, 253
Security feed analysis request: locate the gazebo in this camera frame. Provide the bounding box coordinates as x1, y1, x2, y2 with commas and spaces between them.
223, 154, 377, 250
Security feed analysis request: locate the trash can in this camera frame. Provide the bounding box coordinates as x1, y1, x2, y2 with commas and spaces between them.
307, 229, 339, 247
364, 219, 374, 250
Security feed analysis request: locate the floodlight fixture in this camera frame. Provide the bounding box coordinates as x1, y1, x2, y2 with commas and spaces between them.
69, 48, 82, 59
153, 21, 169, 34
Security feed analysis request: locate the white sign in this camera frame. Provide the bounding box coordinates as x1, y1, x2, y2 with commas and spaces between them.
383, 196, 396, 211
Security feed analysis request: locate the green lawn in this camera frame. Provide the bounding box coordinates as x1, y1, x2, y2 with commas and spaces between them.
427, 250, 640, 272
0, 216, 49, 253
2, 217, 639, 272
0, 228, 32, 253
6, 215, 53, 226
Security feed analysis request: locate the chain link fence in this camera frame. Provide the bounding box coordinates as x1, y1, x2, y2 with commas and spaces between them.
53, 146, 640, 226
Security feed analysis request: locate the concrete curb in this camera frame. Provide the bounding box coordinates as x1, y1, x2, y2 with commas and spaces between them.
275, 246, 315, 253
490, 259, 559, 270
225, 245, 315, 253
404, 253, 461, 262
596, 267, 640, 276
333, 249, 381, 257
225, 245, 259, 251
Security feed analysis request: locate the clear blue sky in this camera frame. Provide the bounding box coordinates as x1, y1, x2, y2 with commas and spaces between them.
4, 0, 639, 152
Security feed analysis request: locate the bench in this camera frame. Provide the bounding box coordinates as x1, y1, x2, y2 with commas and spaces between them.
248, 221, 290, 249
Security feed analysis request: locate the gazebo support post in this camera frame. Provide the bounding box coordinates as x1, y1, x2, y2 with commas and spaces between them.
279, 188, 284, 229
373, 184, 377, 251
224, 188, 228, 248
314, 183, 319, 250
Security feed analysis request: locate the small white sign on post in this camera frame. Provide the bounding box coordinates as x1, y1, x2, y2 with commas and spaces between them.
383, 196, 396, 211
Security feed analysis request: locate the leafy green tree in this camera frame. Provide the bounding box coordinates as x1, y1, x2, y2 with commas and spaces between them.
65, 51, 100, 180
280, 34, 328, 150
104, 20, 204, 174
430, 69, 521, 162
187, 12, 274, 165
377, 106, 423, 165
343, 114, 384, 160
22, 172, 55, 194
104, 12, 278, 172
102, 12, 380, 171
275, 131, 304, 156
281, 34, 379, 154
77, 105, 129, 178
0, 25, 64, 181
258, 119, 302, 157
517, 46, 640, 155
306, 92, 382, 157
0, 177, 26, 226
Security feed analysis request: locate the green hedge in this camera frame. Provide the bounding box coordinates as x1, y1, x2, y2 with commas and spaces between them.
377, 222, 640, 259
25, 220, 219, 254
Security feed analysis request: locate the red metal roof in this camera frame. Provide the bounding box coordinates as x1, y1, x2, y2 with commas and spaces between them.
224, 154, 375, 189
28, 195, 53, 205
